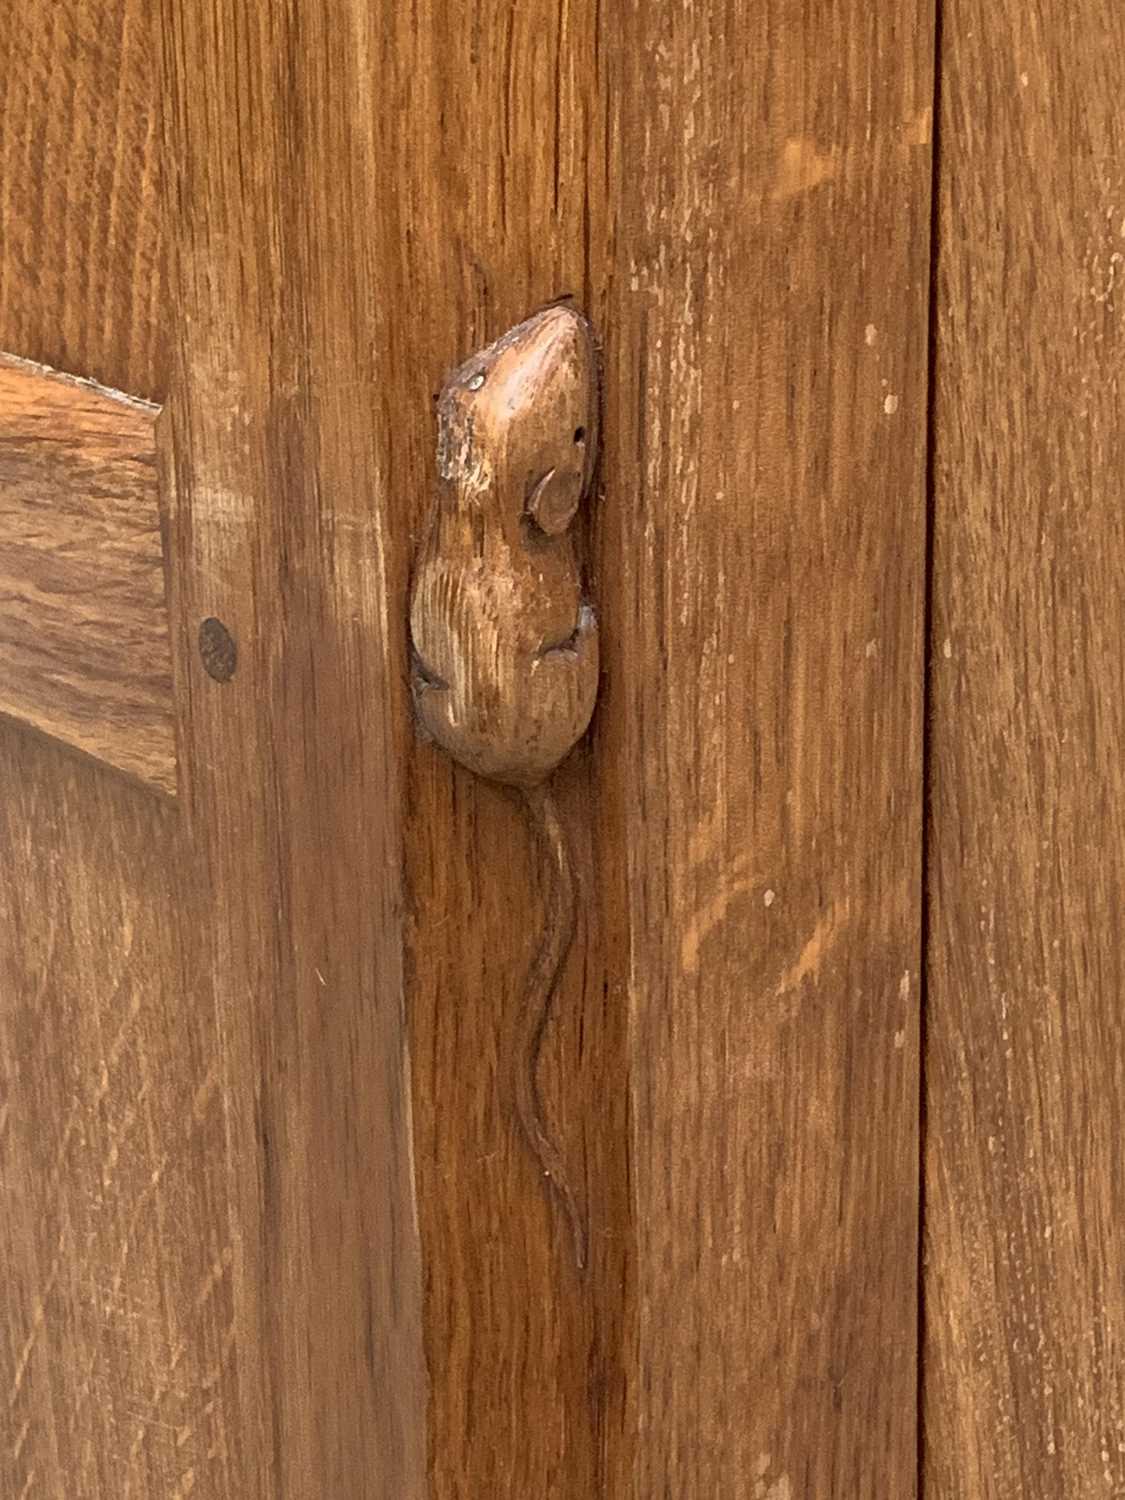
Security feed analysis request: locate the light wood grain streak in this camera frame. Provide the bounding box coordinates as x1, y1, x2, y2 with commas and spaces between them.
0, 355, 176, 797
925, 3, 1125, 1495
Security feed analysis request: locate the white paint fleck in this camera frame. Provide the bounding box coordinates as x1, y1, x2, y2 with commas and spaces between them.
942, 638, 953, 659
884, 392, 900, 415
894, 1029, 907, 1050
1020, 71, 1030, 88
865, 639, 878, 658
900, 970, 912, 999
764, 889, 776, 908
865, 323, 878, 346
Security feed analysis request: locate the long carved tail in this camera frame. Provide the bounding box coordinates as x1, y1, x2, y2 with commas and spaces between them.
512, 782, 587, 1272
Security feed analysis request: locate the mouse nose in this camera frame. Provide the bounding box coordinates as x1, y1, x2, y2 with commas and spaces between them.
518, 304, 588, 361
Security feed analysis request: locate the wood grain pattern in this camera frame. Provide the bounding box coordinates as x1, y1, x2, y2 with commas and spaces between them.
0, 0, 165, 400
0, 355, 176, 796
0, 11, 240, 1497
600, 6, 933, 1493
375, 1, 934, 1495
0, 722, 237, 1499
158, 2, 429, 1495
0, 0, 165, 402
925, 3, 1125, 1494
320, 7, 624, 1492
2, 0, 940, 1493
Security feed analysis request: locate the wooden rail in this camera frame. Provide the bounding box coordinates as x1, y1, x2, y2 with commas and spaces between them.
0, 354, 176, 796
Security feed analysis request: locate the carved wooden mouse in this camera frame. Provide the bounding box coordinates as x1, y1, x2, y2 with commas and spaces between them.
410, 303, 599, 786
409, 305, 600, 1270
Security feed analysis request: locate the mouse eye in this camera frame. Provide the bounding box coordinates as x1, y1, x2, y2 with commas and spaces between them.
411, 647, 448, 691
466, 371, 486, 391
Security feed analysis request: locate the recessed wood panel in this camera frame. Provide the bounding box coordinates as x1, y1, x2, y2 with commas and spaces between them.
0, 0, 165, 399
0, 725, 234, 1499
0, 355, 176, 797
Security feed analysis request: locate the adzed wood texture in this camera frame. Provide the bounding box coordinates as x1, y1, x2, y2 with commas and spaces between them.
597, 7, 932, 1493
0, 355, 176, 796
0, 722, 237, 1499
925, 2, 1125, 1495
0, 0, 165, 400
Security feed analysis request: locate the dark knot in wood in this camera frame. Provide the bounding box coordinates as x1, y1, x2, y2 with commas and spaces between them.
198, 616, 237, 683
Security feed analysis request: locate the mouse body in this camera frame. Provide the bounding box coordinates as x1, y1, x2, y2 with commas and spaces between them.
410, 305, 599, 788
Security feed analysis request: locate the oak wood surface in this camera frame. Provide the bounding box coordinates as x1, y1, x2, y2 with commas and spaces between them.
158, 2, 430, 1495
375, 1, 935, 1495
0, 11, 243, 1498
600, 7, 933, 1494
348, 10, 625, 1494
2, 0, 940, 1495
0, 355, 176, 796
924, 3, 1125, 1494
0, 723, 237, 1499
0, 0, 165, 400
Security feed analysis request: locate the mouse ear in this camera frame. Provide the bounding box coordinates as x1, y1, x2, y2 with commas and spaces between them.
526, 467, 582, 535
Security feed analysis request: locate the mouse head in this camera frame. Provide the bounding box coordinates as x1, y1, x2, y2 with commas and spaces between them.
436, 304, 598, 540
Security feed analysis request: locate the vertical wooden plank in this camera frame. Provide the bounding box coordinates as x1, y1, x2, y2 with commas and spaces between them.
362, 5, 622, 1494
362, 1, 933, 1493
600, 3, 934, 1493
158, 3, 428, 1495
926, 3, 1125, 1494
